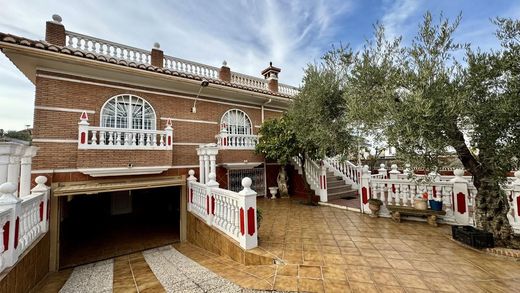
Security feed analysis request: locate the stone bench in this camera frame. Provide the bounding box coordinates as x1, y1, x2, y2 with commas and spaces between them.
386, 205, 446, 227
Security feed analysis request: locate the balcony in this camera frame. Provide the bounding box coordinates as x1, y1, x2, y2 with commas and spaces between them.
215, 132, 258, 150
77, 114, 173, 150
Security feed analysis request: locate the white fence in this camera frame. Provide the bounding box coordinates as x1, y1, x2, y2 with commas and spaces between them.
291, 157, 328, 202
187, 171, 258, 249
0, 143, 50, 273
215, 132, 258, 150
77, 113, 173, 150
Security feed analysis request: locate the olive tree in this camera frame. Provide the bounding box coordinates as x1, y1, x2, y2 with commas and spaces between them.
344, 13, 520, 247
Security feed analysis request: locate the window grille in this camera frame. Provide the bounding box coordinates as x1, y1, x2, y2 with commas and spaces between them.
220, 109, 252, 135
228, 168, 265, 197
101, 95, 156, 130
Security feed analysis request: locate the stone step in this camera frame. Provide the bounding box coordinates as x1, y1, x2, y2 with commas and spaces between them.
327, 189, 358, 201
327, 185, 352, 192
327, 180, 347, 188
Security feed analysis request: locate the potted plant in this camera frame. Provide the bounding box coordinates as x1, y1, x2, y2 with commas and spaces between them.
368, 198, 383, 217
429, 195, 443, 211
414, 192, 428, 210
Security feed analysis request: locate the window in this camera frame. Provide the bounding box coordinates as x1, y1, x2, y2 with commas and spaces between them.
220, 109, 252, 135
101, 95, 156, 130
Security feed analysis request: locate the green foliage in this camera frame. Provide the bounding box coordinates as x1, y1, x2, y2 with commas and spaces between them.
255, 115, 298, 165
0, 129, 32, 142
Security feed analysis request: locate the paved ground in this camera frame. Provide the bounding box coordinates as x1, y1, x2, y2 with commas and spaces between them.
35, 198, 520, 292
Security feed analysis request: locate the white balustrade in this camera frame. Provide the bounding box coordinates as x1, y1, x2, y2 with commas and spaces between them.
163, 55, 219, 79
215, 132, 258, 150
291, 157, 328, 202
0, 207, 13, 272
65, 31, 151, 64
323, 157, 361, 188
187, 171, 258, 249
278, 83, 300, 96
230, 73, 267, 90
78, 114, 173, 150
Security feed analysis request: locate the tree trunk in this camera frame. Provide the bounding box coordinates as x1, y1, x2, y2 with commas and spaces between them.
299, 156, 314, 205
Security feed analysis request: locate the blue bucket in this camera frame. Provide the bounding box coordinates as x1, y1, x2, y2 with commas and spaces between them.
429, 200, 443, 211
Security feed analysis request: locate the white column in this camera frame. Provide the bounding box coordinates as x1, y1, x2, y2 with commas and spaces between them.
7, 145, 23, 197
389, 164, 400, 180
450, 169, 470, 225
206, 173, 219, 226
186, 169, 197, 212
197, 148, 205, 184
31, 176, 50, 232
203, 155, 210, 185
209, 155, 216, 177
19, 146, 38, 197
0, 182, 22, 267
0, 144, 16, 184
359, 165, 371, 214
238, 177, 258, 249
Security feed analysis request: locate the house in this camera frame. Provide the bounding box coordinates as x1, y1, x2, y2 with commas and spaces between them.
0, 14, 299, 287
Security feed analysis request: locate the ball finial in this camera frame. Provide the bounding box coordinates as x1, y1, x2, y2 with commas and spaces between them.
242, 177, 252, 188
453, 169, 464, 177
35, 176, 48, 185
188, 169, 195, 176
208, 172, 216, 181
153, 42, 160, 49
222, 60, 227, 66
52, 14, 62, 23
0, 182, 17, 194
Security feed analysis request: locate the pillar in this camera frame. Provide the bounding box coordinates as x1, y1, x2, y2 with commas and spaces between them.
203, 155, 210, 184
197, 148, 205, 184
45, 14, 66, 46
450, 169, 470, 225
7, 145, 23, 197
238, 177, 258, 249
20, 146, 38, 197
219, 61, 231, 82
0, 182, 22, 266
151, 42, 164, 68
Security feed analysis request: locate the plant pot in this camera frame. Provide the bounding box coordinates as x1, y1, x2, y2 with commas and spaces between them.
429, 200, 443, 211
268, 187, 279, 200
368, 203, 381, 217
414, 198, 427, 210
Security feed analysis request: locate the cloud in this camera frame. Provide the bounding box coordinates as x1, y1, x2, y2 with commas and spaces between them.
381, 0, 420, 39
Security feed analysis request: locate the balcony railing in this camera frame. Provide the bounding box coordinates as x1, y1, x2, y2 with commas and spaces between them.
215, 132, 258, 150
77, 113, 173, 150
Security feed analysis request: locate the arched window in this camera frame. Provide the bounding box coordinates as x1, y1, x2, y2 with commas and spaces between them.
101, 95, 156, 130
220, 109, 252, 135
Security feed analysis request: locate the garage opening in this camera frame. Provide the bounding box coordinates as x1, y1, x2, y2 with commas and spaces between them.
58, 186, 181, 268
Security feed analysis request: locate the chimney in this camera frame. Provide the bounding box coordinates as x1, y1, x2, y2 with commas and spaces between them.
219, 61, 231, 82
261, 62, 281, 93
45, 14, 66, 46
151, 42, 164, 68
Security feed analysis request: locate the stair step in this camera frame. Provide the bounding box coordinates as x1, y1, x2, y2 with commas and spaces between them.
327, 189, 358, 201
327, 180, 347, 187
327, 185, 352, 192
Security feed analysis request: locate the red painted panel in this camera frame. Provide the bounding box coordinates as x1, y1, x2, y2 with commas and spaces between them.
80, 111, 88, 120
223, 137, 227, 146
391, 184, 396, 193
206, 195, 210, 214
324, 176, 327, 189
167, 136, 172, 146
247, 207, 255, 236
39, 201, 44, 222
14, 217, 19, 249
3, 221, 9, 251
211, 196, 215, 215
240, 208, 245, 236
517, 196, 520, 217
189, 188, 192, 203
432, 186, 437, 198
457, 192, 467, 214
80, 132, 86, 144
362, 187, 368, 204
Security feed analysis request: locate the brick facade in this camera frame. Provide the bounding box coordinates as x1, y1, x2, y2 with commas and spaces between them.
32, 71, 283, 185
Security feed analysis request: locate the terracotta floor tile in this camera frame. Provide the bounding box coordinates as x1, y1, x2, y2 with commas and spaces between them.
348, 281, 379, 293
274, 275, 299, 291
323, 279, 350, 293
395, 274, 428, 290
377, 285, 405, 292
346, 269, 373, 283
277, 264, 299, 276
371, 271, 400, 286
299, 265, 322, 279
387, 258, 415, 270
299, 278, 325, 293
322, 266, 347, 281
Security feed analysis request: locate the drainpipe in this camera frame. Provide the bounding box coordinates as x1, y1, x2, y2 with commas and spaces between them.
261, 99, 272, 123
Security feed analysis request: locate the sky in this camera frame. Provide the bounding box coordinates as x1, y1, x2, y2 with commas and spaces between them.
0, 0, 519, 131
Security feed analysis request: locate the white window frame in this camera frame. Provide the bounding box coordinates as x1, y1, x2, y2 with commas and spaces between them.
220, 109, 253, 135
100, 94, 157, 130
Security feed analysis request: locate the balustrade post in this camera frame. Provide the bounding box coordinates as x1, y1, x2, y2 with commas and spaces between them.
165, 118, 173, 149
389, 164, 400, 180
31, 176, 50, 233
403, 164, 412, 178
20, 146, 38, 197
238, 177, 257, 249
78, 111, 89, 149
206, 173, 219, 226
319, 161, 328, 202
509, 171, 520, 233
0, 144, 17, 184
359, 165, 371, 214
378, 164, 387, 179
187, 170, 197, 213
7, 145, 23, 197
0, 182, 22, 267
450, 169, 470, 225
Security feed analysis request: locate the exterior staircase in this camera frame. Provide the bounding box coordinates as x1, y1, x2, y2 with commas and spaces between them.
325, 171, 358, 201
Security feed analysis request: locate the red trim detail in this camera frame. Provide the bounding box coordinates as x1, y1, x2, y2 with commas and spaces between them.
432, 186, 437, 198
39, 201, 44, 222
167, 136, 172, 146
80, 132, 86, 144
14, 217, 19, 249
3, 221, 9, 251
80, 111, 88, 120
362, 187, 368, 204
247, 207, 255, 236
211, 196, 215, 215
320, 176, 323, 189
517, 196, 520, 217
223, 137, 227, 146
206, 195, 210, 214
190, 188, 193, 203
240, 208, 245, 236
457, 192, 467, 214
324, 176, 327, 189
391, 184, 396, 193
451, 191, 454, 208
